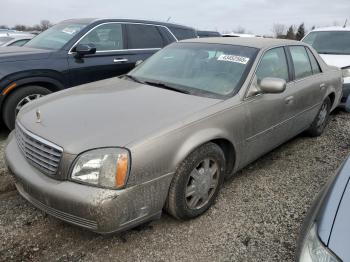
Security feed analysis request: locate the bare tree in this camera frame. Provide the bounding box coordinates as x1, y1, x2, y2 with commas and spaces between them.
13, 24, 28, 31
272, 23, 286, 38
0, 25, 8, 29
40, 20, 52, 31
235, 26, 246, 34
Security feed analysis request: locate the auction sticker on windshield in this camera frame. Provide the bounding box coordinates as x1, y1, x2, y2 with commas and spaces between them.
217, 54, 250, 64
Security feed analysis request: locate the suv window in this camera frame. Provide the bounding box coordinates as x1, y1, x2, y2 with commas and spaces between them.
290, 46, 313, 80
79, 23, 124, 51
9, 39, 29, 47
256, 47, 289, 83
306, 48, 321, 74
126, 24, 164, 49
169, 27, 197, 40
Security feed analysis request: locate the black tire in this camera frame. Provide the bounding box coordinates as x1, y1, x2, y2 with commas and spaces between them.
2, 86, 51, 130
306, 97, 331, 137
165, 142, 225, 220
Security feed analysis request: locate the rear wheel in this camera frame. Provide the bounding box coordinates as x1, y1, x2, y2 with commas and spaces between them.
2, 86, 51, 130
165, 142, 225, 220
306, 97, 331, 137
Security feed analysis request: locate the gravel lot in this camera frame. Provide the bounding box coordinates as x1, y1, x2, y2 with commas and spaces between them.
0, 111, 349, 262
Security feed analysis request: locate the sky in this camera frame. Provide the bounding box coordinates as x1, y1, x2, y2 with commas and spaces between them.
1, 0, 350, 35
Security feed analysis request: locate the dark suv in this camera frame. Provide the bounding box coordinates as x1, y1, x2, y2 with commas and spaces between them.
0, 18, 197, 129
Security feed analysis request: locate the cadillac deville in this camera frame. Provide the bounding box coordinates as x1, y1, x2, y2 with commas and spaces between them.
5, 38, 342, 233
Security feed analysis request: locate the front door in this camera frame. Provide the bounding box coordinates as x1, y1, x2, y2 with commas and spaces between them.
242, 47, 296, 164
68, 23, 133, 86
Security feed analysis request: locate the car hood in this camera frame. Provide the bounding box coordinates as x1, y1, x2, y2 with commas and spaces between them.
327, 158, 350, 261
0, 46, 52, 62
18, 77, 221, 154
319, 54, 350, 68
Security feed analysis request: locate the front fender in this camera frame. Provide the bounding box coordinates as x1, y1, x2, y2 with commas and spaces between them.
171, 127, 235, 170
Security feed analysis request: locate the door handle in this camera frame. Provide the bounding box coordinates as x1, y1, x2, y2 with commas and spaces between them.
320, 83, 326, 90
113, 58, 128, 63
285, 96, 294, 104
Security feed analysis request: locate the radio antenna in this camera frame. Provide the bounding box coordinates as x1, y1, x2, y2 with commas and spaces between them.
344, 19, 348, 28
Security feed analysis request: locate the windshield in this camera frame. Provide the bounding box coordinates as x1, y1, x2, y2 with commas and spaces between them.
25, 22, 88, 50
303, 31, 350, 55
129, 43, 258, 97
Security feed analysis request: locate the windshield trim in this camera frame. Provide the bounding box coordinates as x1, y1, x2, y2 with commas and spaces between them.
129, 42, 259, 100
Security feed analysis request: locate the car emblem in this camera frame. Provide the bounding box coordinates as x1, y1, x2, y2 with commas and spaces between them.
36, 109, 41, 123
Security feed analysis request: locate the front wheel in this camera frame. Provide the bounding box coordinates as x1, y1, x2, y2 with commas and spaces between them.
306, 97, 331, 137
165, 142, 225, 220
2, 86, 51, 130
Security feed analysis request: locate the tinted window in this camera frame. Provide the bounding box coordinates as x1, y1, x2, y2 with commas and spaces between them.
256, 47, 289, 82
79, 23, 123, 51
306, 48, 321, 74
290, 46, 313, 80
9, 39, 30, 46
169, 27, 197, 40
130, 43, 258, 97
303, 31, 350, 55
127, 24, 164, 49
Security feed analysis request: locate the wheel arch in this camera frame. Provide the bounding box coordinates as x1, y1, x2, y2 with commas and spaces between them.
171, 128, 237, 177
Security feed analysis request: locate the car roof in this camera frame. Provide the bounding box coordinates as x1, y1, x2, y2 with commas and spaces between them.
311, 26, 350, 32
180, 37, 304, 49
60, 18, 195, 30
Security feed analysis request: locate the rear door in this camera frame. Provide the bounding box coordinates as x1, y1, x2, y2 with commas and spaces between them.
286, 45, 326, 133
124, 23, 169, 65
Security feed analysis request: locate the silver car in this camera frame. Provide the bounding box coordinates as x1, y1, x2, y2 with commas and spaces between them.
5, 38, 342, 234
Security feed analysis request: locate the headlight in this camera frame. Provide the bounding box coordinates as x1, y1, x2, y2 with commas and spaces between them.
342, 67, 350, 78
71, 148, 130, 189
299, 223, 340, 262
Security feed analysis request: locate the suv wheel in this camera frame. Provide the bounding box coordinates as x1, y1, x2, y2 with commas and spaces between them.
165, 142, 225, 220
3, 86, 51, 130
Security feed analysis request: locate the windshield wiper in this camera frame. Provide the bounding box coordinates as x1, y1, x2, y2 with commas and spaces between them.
144, 81, 190, 94
123, 74, 144, 84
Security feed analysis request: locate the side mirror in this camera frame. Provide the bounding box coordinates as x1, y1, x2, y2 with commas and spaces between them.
259, 77, 286, 94
75, 43, 96, 57
346, 96, 350, 112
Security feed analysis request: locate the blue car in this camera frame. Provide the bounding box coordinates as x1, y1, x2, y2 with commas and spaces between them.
297, 98, 350, 261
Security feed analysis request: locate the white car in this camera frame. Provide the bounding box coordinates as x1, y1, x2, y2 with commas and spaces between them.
0, 33, 34, 47
303, 27, 350, 106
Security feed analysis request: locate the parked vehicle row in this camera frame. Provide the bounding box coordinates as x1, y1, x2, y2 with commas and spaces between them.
5, 37, 342, 234
0, 18, 197, 129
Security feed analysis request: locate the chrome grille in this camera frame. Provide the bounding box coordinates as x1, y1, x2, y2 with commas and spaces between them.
15, 122, 63, 175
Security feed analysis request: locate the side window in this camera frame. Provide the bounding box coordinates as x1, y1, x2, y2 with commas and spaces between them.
169, 27, 197, 40
306, 48, 322, 74
289, 46, 313, 79
78, 23, 123, 51
126, 24, 164, 49
9, 39, 29, 46
256, 47, 289, 83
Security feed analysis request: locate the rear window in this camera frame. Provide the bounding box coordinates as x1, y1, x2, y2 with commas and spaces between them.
169, 27, 197, 40
303, 31, 350, 55
289, 46, 313, 80
126, 24, 164, 49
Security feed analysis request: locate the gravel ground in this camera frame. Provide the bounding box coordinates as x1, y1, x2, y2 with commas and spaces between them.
0, 111, 349, 262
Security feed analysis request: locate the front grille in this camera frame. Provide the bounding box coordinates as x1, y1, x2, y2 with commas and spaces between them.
15, 122, 63, 176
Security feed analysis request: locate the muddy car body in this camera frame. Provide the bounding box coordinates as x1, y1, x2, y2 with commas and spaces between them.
5, 38, 342, 233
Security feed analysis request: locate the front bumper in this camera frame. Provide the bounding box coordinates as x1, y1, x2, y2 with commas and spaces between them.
5, 133, 173, 234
